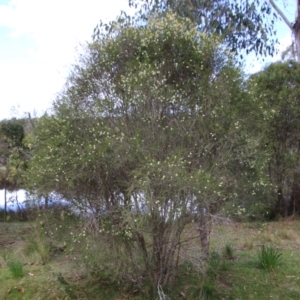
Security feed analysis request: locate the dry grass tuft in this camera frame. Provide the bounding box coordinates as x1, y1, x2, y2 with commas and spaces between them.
242, 240, 253, 250
277, 229, 294, 240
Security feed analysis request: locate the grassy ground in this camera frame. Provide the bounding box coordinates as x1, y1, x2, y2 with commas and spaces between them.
0, 218, 300, 299
0, 221, 127, 300
207, 219, 300, 300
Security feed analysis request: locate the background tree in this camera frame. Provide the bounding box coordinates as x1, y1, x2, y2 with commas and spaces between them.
248, 61, 300, 218
269, 0, 300, 61
0, 119, 27, 221
126, 0, 279, 58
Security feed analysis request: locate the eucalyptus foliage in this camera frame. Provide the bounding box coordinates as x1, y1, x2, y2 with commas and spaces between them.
126, 0, 278, 58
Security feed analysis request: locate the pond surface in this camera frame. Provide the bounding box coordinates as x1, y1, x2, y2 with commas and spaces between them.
0, 189, 26, 211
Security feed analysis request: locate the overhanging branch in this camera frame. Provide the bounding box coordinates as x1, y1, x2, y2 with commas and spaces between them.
269, 0, 293, 30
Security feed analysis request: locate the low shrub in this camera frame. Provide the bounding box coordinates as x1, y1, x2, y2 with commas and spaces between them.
223, 244, 235, 260
7, 259, 24, 279
258, 245, 282, 271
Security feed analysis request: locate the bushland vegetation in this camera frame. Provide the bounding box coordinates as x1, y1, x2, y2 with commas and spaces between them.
1, 1, 300, 299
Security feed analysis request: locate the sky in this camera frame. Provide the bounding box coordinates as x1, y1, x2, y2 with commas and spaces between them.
0, 0, 136, 120
0, 0, 297, 121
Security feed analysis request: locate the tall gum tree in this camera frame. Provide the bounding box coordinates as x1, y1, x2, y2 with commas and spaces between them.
269, 0, 300, 61
126, 0, 280, 58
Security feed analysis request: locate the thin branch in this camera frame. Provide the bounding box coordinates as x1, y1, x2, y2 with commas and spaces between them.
27, 112, 35, 129
269, 0, 293, 30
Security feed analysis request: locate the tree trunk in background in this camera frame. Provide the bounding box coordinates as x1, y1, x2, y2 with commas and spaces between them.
289, 170, 300, 215
199, 207, 210, 259
268, 1, 300, 217
292, 3, 300, 215
45, 194, 49, 210
294, 0, 300, 61
269, 0, 300, 60
275, 187, 284, 218
4, 187, 7, 222
291, 0, 300, 214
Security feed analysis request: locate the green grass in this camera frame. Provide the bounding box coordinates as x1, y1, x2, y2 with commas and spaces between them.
215, 252, 300, 299
223, 244, 235, 260
258, 245, 282, 271
7, 259, 23, 279
0, 218, 300, 299
206, 219, 300, 299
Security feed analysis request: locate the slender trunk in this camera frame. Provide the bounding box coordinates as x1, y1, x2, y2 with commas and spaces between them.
275, 187, 284, 219
15, 191, 24, 220
269, 0, 300, 61
27, 112, 35, 129
199, 207, 210, 259
284, 198, 288, 218
4, 187, 7, 222
45, 194, 49, 209
289, 170, 300, 215
295, 30, 300, 62
294, 0, 300, 62
274, 147, 285, 218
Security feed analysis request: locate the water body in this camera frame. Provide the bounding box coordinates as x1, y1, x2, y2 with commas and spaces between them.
0, 190, 72, 212
0, 189, 26, 211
